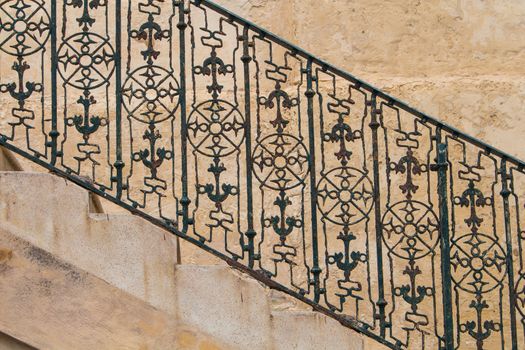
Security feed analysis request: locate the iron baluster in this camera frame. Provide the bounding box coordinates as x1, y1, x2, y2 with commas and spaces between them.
114, 0, 124, 199
177, 0, 191, 231
241, 25, 256, 267
304, 58, 321, 302
500, 158, 519, 350
432, 128, 454, 350
369, 92, 388, 337
50, 0, 59, 164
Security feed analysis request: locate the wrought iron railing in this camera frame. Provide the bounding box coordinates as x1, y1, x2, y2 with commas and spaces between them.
1, 1, 525, 349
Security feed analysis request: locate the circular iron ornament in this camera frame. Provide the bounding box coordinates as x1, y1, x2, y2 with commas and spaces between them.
317, 167, 374, 226
381, 200, 439, 259
187, 99, 245, 157
0, 0, 50, 56
450, 233, 506, 294
57, 32, 115, 90
121, 65, 180, 123
252, 133, 309, 191
515, 275, 525, 317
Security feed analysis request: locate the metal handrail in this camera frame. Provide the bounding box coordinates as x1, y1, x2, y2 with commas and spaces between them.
199, 0, 525, 170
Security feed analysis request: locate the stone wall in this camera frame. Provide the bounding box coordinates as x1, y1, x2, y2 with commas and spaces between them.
181, 2, 525, 349
215, 0, 525, 159
1, 1, 524, 349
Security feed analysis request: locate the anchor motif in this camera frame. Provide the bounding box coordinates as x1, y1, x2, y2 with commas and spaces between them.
390, 149, 425, 199
267, 191, 302, 242
71, 94, 104, 140
131, 13, 170, 64
4, 60, 40, 108
198, 158, 237, 206
324, 117, 361, 166
396, 261, 432, 313
69, 0, 104, 31
134, 124, 170, 178
324, 98, 360, 166
461, 296, 500, 348
329, 228, 365, 280
454, 180, 492, 230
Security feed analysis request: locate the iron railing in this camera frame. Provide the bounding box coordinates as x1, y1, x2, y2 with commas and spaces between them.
1, 1, 525, 349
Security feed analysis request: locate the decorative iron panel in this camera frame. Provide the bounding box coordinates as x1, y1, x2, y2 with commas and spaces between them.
1, 1, 525, 349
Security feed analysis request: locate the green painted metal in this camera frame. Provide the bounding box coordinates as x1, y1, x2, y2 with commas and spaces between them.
434, 129, 454, 350
1, 1, 524, 349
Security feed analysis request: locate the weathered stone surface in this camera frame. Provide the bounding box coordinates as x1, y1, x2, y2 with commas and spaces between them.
0, 228, 179, 350
0, 331, 35, 350
174, 265, 273, 349
271, 311, 364, 350
217, 0, 525, 78
0, 171, 179, 315
0, 148, 22, 172
378, 76, 525, 159
212, 0, 525, 159
174, 265, 372, 350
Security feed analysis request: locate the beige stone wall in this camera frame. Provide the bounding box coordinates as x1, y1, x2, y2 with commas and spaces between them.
188, 2, 525, 349
215, 0, 525, 159
1, 1, 524, 349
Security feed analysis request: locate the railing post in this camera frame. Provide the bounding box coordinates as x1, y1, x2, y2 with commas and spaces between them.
113, 0, 124, 199
500, 158, 518, 350
241, 26, 256, 267
433, 128, 455, 350
49, 0, 59, 165
305, 58, 321, 301
177, 0, 191, 231
369, 92, 388, 337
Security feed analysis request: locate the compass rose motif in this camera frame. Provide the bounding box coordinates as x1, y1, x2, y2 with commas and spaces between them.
382, 200, 439, 259
187, 99, 245, 157
317, 167, 374, 226
122, 65, 180, 123
57, 32, 115, 90
252, 133, 309, 191
0, 0, 50, 56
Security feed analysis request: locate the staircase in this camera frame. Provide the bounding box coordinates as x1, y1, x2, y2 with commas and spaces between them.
0, 166, 368, 349
0, 1, 524, 349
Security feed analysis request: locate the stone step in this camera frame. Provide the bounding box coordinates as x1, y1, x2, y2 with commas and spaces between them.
271, 311, 364, 350
0, 331, 35, 350
0, 228, 179, 350
174, 265, 273, 349
0, 171, 179, 315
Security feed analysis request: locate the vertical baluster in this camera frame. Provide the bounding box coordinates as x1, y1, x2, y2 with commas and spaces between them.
369, 92, 388, 337
114, 0, 124, 199
177, 0, 191, 231
501, 158, 518, 350
49, 0, 59, 164
305, 58, 321, 302
241, 26, 256, 267
433, 128, 454, 350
